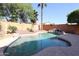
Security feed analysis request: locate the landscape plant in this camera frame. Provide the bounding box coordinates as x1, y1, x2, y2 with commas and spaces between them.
7, 25, 17, 33
67, 9, 79, 24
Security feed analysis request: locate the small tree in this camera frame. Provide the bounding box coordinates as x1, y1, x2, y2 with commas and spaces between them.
67, 9, 79, 24
29, 10, 38, 32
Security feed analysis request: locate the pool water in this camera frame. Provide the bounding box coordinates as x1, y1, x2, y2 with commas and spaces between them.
4, 33, 70, 56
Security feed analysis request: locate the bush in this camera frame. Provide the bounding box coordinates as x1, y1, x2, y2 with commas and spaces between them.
7, 25, 17, 33
27, 28, 33, 32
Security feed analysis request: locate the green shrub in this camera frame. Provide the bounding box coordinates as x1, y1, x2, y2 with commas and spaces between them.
27, 28, 33, 32
7, 25, 17, 33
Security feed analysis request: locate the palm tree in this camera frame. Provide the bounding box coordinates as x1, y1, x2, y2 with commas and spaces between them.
38, 3, 47, 30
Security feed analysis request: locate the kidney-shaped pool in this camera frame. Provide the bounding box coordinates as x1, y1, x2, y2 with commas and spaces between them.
4, 33, 71, 56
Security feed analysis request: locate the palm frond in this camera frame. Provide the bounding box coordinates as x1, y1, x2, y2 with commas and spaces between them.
44, 3, 47, 7
38, 3, 47, 8
38, 4, 40, 7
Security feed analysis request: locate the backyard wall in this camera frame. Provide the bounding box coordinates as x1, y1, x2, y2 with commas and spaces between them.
0, 21, 79, 35
0, 21, 39, 33
43, 24, 79, 35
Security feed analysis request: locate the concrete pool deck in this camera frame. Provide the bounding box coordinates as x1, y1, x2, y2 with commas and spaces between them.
0, 33, 79, 56
0, 34, 20, 56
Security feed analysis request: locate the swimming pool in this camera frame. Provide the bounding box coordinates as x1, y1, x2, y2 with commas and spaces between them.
4, 33, 71, 56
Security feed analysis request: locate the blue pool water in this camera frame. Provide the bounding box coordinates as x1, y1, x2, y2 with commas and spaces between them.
4, 33, 71, 56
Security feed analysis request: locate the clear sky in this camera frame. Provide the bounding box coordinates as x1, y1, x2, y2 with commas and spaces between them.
32, 3, 79, 24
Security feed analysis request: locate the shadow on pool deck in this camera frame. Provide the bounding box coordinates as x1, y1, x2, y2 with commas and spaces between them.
0, 46, 7, 56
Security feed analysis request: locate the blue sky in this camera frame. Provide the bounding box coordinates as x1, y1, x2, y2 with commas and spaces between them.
32, 3, 79, 24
